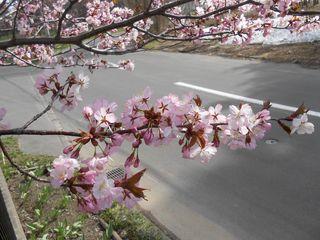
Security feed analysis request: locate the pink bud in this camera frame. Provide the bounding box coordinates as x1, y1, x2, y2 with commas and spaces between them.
111, 133, 124, 146
70, 148, 80, 158
143, 130, 154, 145
131, 127, 138, 133
83, 106, 93, 119
63, 145, 74, 154
125, 152, 135, 168
133, 155, 140, 168
132, 139, 141, 148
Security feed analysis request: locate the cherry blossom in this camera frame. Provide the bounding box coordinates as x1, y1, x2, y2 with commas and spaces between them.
290, 113, 315, 135
0, 0, 318, 215
50, 156, 80, 187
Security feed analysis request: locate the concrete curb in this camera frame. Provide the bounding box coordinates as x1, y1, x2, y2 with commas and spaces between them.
0, 168, 26, 240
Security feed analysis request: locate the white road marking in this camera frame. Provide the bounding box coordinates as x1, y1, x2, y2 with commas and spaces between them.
174, 81, 320, 118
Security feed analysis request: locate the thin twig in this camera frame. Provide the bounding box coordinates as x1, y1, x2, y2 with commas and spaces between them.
56, 0, 78, 39
21, 82, 69, 129
0, 0, 194, 49
12, 0, 22, 39
0, 129, 82, 137
0, 138, 50, 183
5, 49, 53, 69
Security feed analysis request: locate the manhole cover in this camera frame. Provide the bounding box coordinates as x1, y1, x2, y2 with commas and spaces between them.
265, 139, 279, 145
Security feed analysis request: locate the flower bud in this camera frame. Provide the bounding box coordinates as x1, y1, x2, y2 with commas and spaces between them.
125, 152, 135, 168
133, 155, 140, 168
70, 147, 81, 159
63, 145, 74, 154
143, 130, 154, 145
132, 138, 141, 148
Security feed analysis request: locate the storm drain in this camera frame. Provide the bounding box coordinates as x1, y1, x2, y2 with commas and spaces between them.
0, 167, 124, 240
107, 167, 125, 180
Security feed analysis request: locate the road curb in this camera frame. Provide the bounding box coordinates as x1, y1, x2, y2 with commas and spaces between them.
0, 168, 26, 240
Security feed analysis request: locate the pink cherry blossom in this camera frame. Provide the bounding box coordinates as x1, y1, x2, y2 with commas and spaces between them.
291, 113, 315, 135
50, 155, 80, 187
94, 107, 117, 128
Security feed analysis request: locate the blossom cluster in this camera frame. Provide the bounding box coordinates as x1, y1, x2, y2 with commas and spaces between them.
49, 87, 314, 212
1, 0, 319, 68
50, 155, 144, 213
0, 0, 318, 214
35, 66, 90, 111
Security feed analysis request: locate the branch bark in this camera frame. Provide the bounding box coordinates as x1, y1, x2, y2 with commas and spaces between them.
0, 138, 50, 183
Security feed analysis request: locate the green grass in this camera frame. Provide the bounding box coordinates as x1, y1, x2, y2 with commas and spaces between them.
0, 137, 53, 180
0, 137, 171, 240
0, 137, 86, 239
101, 203, 168, 240
143, 40, 163, 50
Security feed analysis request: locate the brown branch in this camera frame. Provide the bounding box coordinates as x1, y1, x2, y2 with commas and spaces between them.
77, 42, 146, 55
5, 49, 53, 69
11, 0, 21, 40
0, 0, 194, 49
56, 0, 78, 39
162, 0, 255, 19
145, 0, 154, 13
0, 0, 7, 11
0, 137, 50, 183
0, 0, 15, 17
0, 129, 81, 137
21, 82, 70, 129
135, 26, 229, 41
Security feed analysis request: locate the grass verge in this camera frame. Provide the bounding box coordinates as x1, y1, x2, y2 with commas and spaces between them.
0, 137, 171, 240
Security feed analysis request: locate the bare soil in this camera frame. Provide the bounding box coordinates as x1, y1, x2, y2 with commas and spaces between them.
151, 40, 320, 68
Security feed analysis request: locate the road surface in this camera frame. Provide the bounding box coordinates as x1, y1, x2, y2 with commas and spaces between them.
1, 51, 320, 240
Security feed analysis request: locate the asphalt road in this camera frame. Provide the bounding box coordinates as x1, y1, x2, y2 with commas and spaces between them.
1, 51, 320, 240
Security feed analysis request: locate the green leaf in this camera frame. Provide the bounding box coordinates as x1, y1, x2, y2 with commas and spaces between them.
40, 233, 49, 240
26, 223, 37, 231
107, 222, 113, 238
72, 221, 83, 229
35, 208, 41, 217
102, 223, 113, 240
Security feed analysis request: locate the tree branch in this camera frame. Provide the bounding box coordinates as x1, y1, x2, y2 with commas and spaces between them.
0, 129, 82, 137
0, 137, 50, 183
0, 0, 194, 49
56, 0, 79, 39
162, 0, 255, 19
11, 0, 21, 40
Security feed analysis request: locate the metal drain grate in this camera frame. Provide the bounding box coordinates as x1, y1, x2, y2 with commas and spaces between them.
106, 167, 125, 181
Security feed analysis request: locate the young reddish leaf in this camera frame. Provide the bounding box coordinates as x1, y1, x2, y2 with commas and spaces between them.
193, 95, 202, 107
262, 100, 272, 110
188, 135, 197, 148
278, 120, 291, 135
197, 135, 206, 149
116, 169, 147, 200
288, 103, 308, 120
